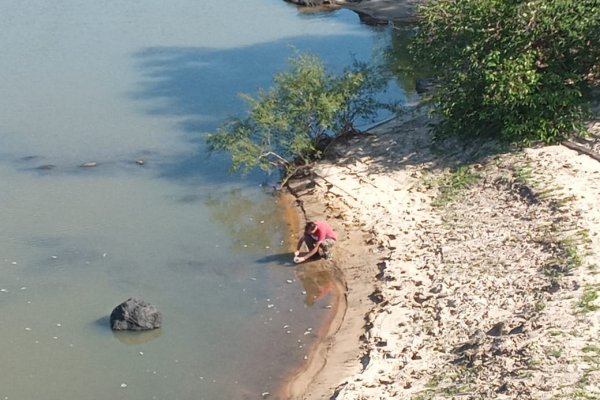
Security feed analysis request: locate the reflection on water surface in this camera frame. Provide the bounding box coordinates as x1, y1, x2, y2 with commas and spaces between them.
0, 1, 404, 398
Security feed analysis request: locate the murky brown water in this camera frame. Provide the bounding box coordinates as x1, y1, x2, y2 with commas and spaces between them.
0, 1, 398, 398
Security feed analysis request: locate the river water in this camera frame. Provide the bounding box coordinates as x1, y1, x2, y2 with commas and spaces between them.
0, 1, 403, 399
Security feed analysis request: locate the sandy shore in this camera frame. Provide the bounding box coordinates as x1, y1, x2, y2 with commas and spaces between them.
280, 98, 600, 399
275, 2, 600, 398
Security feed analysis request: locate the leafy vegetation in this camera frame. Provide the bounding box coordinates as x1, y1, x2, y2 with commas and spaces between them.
542, 237, 583, 283
206, 52, 391, 182
578, 285, 600, 313
411, 0, 600, 143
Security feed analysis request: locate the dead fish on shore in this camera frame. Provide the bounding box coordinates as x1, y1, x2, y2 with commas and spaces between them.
80, 161, 98, 168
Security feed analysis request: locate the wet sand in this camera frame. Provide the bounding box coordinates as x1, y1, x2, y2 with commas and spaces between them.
277, 190, 373, 400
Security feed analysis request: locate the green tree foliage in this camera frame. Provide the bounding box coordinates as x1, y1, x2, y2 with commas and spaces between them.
411, 0, 600, 143
206, 53, 390, 180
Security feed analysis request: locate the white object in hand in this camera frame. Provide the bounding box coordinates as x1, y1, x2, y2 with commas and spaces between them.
293, 256, 302, 264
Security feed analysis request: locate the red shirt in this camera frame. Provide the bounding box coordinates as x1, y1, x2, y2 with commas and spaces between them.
312, 221, 337, 242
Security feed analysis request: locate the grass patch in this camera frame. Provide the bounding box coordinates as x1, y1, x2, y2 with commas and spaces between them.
443, 384, 471, 395
534, 300, 547, 312
561, 238, 584, 269
432, 165, 480, 207
576, 228, 592, 245
412, 394, 434, 400
514, 164, 534, 184
570, 389, 600, 400
578, 285, 600, 313
425, 375, 443, 389
542, 236, 583, 283
582, 344, 600, 354
549, 348, 563, 358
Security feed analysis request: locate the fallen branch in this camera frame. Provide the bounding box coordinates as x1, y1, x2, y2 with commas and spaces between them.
561, 140, 600, 162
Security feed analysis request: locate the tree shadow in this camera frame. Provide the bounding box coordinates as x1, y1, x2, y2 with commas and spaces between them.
323, 108, 513, 176
130, 33, 403, 184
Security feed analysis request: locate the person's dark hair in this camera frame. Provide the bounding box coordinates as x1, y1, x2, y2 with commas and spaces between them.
305, 221, 316, 233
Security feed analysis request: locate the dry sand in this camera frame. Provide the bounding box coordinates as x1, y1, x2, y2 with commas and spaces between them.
281, 103, 600, 399
275, 2, 600, 398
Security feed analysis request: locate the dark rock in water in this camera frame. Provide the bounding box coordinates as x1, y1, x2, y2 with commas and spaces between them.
110, 298, 162, 331
285, 0, 332, 6
36, 164, 56, 170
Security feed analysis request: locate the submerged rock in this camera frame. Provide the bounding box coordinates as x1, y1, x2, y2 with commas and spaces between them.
285, 0, 333, 6
36, 164, 56, 170
110, 298, 162, 331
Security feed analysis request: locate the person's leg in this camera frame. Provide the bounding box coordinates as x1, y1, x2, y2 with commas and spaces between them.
304, 235, 317, 252
321, 238, 335, 260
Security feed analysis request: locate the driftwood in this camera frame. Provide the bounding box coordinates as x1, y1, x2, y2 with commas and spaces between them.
561, 139, 600, 162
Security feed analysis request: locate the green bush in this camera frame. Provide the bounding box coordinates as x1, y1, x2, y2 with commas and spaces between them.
206, 53, 390, 181
411, 0, 600, 143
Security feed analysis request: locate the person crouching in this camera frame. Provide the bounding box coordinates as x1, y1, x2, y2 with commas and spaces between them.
294, 220, 337, 263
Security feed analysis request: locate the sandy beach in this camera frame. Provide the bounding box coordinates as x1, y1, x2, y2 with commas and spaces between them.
284, 104, 600, 399
276, 2, 600, 399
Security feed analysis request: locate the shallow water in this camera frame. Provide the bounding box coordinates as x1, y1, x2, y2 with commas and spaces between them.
0, 1, 403, 398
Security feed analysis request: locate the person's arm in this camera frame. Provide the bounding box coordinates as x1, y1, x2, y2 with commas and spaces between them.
296, 241, 321, 263
294, 237, 305, 256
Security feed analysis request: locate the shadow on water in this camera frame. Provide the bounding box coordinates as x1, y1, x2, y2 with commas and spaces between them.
112, 329, 162, 345
131, 34, 393, 184
95, 315, 111, 329
93, 316, 162, 345
256, 253, 294, 266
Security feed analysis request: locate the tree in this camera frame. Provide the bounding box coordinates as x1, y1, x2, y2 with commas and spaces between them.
206, 53, 391, 182
411, 0, 600, 143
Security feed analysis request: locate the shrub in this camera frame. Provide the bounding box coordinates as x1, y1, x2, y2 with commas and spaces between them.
411, 0, 600, 143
